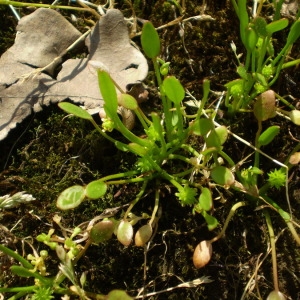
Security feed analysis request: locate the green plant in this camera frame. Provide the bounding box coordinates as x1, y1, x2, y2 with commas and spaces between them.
57, 21, 237, 238
226, 0, 300, 115
0, 219, 133, 299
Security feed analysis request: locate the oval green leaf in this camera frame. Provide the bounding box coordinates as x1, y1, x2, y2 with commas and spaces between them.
266, 18, 288, 34
258, 125, 280, 146
191, 118, 214, 136
199, 188, 212, 211
211, 166, 235, 186
85, 180, 107, 200
107, 290, 133, 300
57, 185, 85, 210
205, 129, 221, 148
141, 22, 160, 59
201, 210, 219, 231
162, 76, 185, 105
58, 102, 92, 121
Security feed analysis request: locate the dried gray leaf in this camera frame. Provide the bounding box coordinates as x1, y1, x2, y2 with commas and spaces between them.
0, 8, 148, 141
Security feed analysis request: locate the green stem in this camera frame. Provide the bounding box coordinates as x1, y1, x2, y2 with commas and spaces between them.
149, 186, 160, 226
107, 176, 151, 185
210, 201, 248, 243
259, 195, 300, 245
281, 58, 300, 69
254, 120, 262, 184
124, 181, 148, 220
153, 58, 172, 141
263, 209, 279, 291
275, 94, 295, 110
100, 170, 141, 182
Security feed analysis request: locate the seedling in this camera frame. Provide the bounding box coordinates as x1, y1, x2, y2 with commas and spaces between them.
226, 0, 300, 114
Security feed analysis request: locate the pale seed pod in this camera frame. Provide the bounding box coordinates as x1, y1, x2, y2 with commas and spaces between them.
117, 220, 133, 246
289, 110, 300, 125
193, 240, 212, 269
135, 224, 153, 247
266, 290, 286, 300
90, 219, 115, 244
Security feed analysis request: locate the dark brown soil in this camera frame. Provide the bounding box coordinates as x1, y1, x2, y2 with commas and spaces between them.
0, 1, 299, 299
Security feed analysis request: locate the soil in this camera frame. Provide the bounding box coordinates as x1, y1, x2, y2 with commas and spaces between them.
0, 1, 300, 299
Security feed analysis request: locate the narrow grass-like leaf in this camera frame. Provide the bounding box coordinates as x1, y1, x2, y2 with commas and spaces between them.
97, 70, 118, 117
286, 19, 300, 45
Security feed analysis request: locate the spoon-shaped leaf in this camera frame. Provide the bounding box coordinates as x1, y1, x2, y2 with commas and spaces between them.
162, 76, 185, 105
211, 166, 235, 186
199, 188, 213, 211
58, 102, 92, 120
97, 70, 118, 118
258, 125, 280, 146
141, 22, 160, 59
85, 180, 107, 200
57, 185, 85, 210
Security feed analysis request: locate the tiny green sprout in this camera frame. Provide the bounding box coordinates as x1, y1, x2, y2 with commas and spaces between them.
241, 166, 263, 186
267, 169, 286, 189
160, 61, 170, 76
36, 229, 57, 250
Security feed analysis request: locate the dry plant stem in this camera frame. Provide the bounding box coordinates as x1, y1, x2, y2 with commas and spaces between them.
20, 29, 92, 82
263, 209, 279, 292
77, 0, 101, 19
210, 201, 248, 243
0, 0, 100, 16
